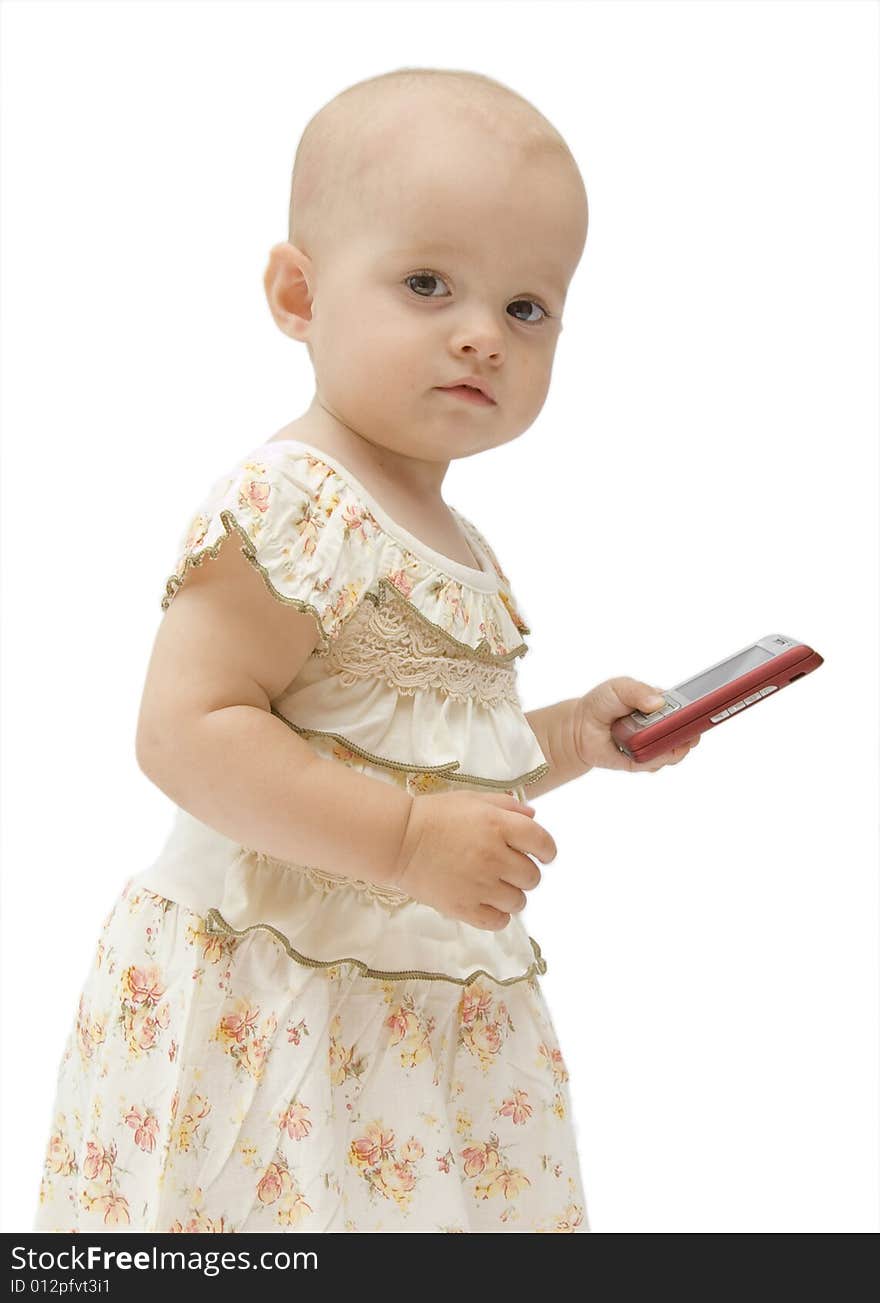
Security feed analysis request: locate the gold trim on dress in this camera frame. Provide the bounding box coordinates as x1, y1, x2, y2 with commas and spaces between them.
269, 706, 551, 790
161, 512, 336, 650
202, 908, 548, 986
161, 512, 529, 665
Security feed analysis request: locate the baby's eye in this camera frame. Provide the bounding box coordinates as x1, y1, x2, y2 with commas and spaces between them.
404, 271, 550, 324
405, 271, 450, 299
507, 298, 549, 324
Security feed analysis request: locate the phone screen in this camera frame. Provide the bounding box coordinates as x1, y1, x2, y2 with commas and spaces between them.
676, 644, 774, 703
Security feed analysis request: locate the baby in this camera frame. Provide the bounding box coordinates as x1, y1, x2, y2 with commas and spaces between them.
34, 68, 698, 1235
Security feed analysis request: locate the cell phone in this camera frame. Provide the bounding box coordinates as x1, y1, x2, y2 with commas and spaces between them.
611, 633, 824, 763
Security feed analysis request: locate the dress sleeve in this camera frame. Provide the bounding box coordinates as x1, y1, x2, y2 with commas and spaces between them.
160, 449, 373, 656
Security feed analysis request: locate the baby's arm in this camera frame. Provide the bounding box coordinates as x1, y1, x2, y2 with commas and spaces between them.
136, 534, 412, 886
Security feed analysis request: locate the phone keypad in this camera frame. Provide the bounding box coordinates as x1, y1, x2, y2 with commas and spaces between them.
709, 684, 777, 723
633, 696, 679, 724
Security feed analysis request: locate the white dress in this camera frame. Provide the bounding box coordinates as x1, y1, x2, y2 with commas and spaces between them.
33, 438, 591, 1233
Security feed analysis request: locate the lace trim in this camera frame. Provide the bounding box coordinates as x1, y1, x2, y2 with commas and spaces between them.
269, 706, 551, 790
368, 581, 527, 665
202, 908, 548, 986
325, 598, 522, 708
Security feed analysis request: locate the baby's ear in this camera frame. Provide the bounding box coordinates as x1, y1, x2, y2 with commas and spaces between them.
263, 241, 313, 344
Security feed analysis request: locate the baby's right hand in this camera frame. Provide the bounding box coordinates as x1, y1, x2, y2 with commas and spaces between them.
389, 790, 556, 931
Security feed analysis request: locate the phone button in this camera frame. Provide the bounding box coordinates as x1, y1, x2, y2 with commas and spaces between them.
633, 699, 678, 723
759, 685, 778, 697
710, 710, 730, 722
728, 700, 747, 713
744, 692, 763, 705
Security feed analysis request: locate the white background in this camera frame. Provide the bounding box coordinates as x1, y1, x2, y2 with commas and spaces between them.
2, 0, 877, 1233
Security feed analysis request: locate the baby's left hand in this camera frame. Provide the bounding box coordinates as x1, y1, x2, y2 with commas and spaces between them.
574, 677, 701, 773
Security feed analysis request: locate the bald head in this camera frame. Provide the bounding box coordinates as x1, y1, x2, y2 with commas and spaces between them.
287, 68, 588, 272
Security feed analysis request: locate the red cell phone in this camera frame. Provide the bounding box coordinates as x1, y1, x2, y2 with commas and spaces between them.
611, 633, 824, 763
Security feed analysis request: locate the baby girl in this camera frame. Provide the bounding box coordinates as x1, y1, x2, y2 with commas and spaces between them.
34, 67, 698, 1235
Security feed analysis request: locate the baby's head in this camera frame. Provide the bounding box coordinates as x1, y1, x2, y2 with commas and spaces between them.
264, 68, 589, 465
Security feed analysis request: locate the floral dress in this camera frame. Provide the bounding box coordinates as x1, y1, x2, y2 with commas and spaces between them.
33, 437, 590, 1233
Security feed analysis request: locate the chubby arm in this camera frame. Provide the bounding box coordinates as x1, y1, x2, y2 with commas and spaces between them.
136, 535, 413, 884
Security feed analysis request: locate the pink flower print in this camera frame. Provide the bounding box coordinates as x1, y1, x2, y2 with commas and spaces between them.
239, 1036, 270, 1081
124, 1106, 159, 1154
82, 1140, 116, 1184
385, 1006, 420, 1046
376, 1159, 416, 1204
550, 1203, 586, 1233
498, 1089, 533, 1126
470, 1021, 502, 1057
278, 1100, 312, 1142
387, 569, 415, 600
537, 1041, 570, 1085
436, 577, 467, 628
293, 503, 323, 557
257, 1161, 293, 1205
218, 998, 260, 1045
130, 1007, 167, 1053
239, 469, 271, 515
286, 1018, 309, 1046
476, 1166, 531, 1202
349, 1122, 395, 1169
186, 919, 230, 965
460, 1141, 500, 1179
400, 1137, 424, 1163
90, 1191, 131, 1227
123, 965, 165, 1008
45, 1132, 75, 1177
459, 985, 494, 1026
341, 501, 374, 542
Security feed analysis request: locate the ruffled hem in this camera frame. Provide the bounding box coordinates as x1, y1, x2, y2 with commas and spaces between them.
130, 809, 548, 988
202, 908, 547, 987
160, 443, 531, 665
211, 849, 547, 987
269, 694, 550, 791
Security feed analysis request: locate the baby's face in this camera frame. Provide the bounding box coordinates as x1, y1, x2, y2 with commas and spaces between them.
271, 119, 587, 465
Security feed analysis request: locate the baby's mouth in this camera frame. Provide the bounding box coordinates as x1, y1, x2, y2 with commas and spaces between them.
436, 385, 496, 407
